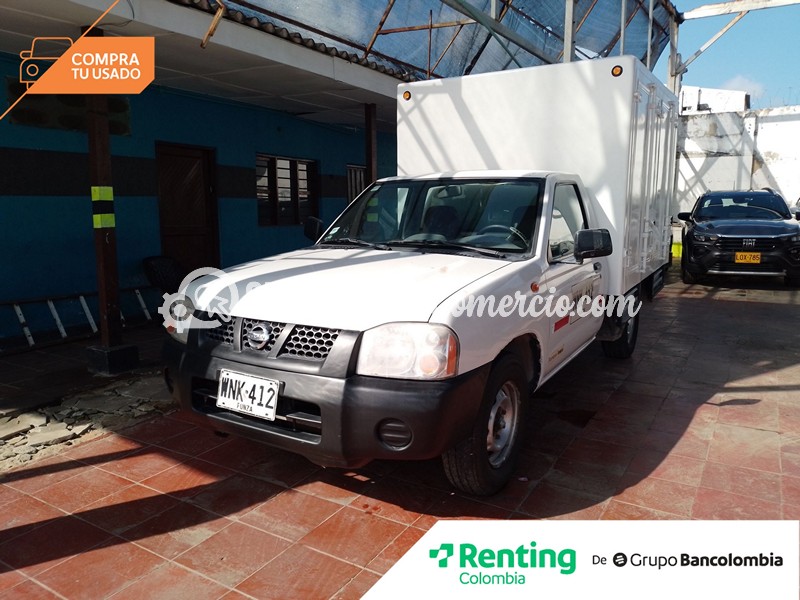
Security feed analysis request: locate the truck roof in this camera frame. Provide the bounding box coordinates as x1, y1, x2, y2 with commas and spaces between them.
377, 170, 578, 183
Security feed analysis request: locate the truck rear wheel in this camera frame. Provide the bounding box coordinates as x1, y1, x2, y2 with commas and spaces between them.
442, 354, 527, 496
600, 311, 639, 359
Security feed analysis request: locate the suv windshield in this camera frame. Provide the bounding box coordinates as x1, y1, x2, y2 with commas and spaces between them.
320, 178, 542, 254
694, 192, 791, 221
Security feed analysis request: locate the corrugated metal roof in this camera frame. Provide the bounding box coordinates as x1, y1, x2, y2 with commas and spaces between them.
166, 0, 417, 81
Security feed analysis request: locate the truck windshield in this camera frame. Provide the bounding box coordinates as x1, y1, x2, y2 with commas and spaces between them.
320, 178, 542, 254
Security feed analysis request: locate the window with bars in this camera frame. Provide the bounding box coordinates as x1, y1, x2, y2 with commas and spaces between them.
347, 165, 367, 201
256, 154, 317, 226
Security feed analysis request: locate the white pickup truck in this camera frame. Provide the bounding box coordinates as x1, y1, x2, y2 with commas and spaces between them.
163, 56, 678, 495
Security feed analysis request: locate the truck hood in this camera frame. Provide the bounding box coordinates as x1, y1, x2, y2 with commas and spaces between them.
186, 247, 509, 331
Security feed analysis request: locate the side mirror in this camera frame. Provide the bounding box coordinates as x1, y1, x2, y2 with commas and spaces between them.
677, 212, 692, 222
574, 228, 612, 260
304, 217, 324, 242
795, 211, 800, 221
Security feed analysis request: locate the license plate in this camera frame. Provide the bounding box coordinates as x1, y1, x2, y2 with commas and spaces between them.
216, 369, 279, 421
735, 252, 761, 264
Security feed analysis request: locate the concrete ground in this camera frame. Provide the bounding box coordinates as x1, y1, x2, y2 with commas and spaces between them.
0, 269, 798, 599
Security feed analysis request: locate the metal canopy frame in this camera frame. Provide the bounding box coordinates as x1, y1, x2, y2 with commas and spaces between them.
213, 0, 679, 81
667, 0, 800, 94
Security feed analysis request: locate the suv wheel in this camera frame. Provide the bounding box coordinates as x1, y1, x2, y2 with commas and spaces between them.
442, 354, 527, 496
681, 254, 699, 284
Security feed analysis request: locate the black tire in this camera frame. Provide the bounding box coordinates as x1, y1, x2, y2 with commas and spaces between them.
681, 255, 699, 285
442, 354, 527, 496
681, 268, 699, 284
785, 276, 800, 288
600, 311, 639, 359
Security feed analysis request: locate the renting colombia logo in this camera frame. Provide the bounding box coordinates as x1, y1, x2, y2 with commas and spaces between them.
429, 540, 576, 586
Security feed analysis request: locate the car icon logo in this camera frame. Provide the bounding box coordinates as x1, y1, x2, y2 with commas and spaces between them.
19, 37, 73, 88
246, 323, 272, 350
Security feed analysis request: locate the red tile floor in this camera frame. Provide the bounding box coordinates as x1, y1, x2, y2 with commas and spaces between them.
1, 271, 799, 598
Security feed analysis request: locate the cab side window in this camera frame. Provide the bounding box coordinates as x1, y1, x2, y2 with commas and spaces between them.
548, 184, 588, 262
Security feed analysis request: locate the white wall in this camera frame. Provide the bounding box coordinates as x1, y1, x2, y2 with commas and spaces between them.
676, 105, 800, 214
680, 86, 749, 114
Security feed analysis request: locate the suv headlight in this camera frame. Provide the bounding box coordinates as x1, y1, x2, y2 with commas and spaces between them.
690, 231, 719, 243
356, 323, 459, 380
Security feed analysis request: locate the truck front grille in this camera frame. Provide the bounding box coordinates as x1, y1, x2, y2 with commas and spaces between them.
204, 318, 235, 344
279, 326, 340, 360
197, 313, 340, 362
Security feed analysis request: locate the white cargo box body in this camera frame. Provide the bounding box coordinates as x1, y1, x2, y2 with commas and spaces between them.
397, 55, 678, 296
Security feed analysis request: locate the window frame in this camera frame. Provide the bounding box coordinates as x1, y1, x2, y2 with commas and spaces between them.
347, 165, 367, 202
547, 183, 589, 264
256, 153, 318, 227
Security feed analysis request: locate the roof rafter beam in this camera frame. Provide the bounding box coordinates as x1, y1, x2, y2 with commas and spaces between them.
378, 20, 474, 34
682, 0, 800, 20
599, 1, 641, 57
362, 0, 396, 60
440, 0, 558, 64
674, 10, 747, 74
431, 22, 466, 73
464, 0, 513, 75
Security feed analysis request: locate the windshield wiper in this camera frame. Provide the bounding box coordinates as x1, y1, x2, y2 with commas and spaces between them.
319, 237, 391, 250
388, 239, 506, 258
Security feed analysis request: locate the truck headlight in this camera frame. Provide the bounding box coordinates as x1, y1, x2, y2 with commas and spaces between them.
163, 295, 196, 344
356, 323, 459, 380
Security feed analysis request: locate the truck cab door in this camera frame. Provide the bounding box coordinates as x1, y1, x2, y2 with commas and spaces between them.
541, 183, 603, 373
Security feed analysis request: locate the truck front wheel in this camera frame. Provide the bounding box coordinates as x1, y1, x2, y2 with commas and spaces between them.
442, 354, 527, 496
600, 311, 639, 359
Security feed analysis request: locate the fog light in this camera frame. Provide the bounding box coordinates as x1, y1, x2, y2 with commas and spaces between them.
377, 419, 412, 450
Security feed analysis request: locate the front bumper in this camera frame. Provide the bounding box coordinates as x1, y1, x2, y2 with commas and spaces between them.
683, 238, 800, 277
163, 338, 488, 468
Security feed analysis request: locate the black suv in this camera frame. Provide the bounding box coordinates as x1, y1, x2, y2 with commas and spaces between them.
678, 189, 800, 286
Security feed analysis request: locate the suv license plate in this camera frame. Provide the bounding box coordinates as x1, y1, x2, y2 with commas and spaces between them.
216, 369, 279, 421
735, 252, 761, 264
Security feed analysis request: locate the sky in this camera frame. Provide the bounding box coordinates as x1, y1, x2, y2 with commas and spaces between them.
653, 1, 800, 109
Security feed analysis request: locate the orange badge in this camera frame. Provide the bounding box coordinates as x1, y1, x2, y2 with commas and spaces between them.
24, 36, 154, 95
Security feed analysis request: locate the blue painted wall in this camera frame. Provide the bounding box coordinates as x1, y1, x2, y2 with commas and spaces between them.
0, 51, 396, 341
